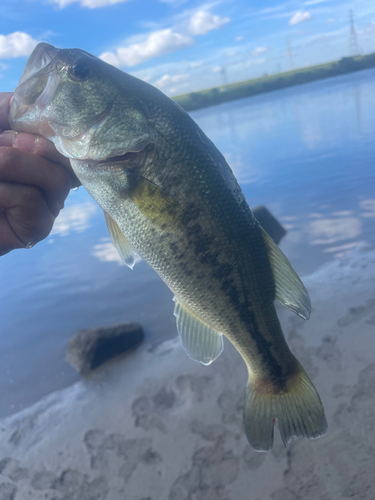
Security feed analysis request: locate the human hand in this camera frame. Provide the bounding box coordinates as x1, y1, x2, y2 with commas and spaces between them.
0, 92, 80, 256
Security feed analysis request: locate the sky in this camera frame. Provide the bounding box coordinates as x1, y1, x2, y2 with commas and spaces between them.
0, 0, 375, 96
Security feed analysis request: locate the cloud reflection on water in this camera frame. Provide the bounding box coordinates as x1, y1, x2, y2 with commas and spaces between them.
92, 239, 142, 266
92, 241, 124, 265
51, 202, 98, 237
360, 199, 375, 218
307, 217, 362, 245
224, 152, 258, 185
300, 113, 322, 150
322, 241, 368, 259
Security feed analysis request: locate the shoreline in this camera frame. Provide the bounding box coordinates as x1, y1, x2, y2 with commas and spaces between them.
173, 52, 375, 112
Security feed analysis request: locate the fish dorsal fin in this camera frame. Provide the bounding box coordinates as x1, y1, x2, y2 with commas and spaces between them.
173, 298, 224, 365
104, 211, 136, 269
261, 227, 311, 320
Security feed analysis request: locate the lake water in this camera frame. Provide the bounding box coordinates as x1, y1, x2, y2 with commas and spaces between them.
1, 69, 375, 417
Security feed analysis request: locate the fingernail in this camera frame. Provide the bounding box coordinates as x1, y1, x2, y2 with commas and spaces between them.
12, 132, 36, 153
0, 130, 17, 146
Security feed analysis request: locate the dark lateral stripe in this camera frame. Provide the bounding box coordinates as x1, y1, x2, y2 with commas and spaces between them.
219, 266, 284, 382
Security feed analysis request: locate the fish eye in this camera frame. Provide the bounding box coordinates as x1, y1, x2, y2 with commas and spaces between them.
69, 59, 91, 81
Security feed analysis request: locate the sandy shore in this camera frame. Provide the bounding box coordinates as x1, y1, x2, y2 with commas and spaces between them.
0, 245, 374, 500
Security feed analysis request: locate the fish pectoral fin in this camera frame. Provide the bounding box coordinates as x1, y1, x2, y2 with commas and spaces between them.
261, 227, 311, 320
173, 298, 224, 365
104, 211, 136, 269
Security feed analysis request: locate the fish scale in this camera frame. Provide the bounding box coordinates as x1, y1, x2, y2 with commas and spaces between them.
10, 42, 327, 451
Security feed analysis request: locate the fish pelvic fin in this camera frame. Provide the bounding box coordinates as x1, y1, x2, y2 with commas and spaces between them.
173, 298, 224, 365
104, 211, 136, 269
244, 364, 327, 452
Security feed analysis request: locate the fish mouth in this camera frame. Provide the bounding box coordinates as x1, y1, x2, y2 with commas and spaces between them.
101, 152, 140, 163
10, 42, 155, 163
19, 43, 59, 87
98, 147, 151, 168
82, 145, 154, 175
9, 43, 60, 135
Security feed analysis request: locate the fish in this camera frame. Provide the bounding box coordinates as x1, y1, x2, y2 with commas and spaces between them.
9, 42, 327, 451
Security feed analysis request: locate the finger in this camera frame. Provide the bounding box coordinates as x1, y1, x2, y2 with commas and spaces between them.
0, 146, 71, 216
0, 182, 54, 255
0, 130, 81, 188
0, 93, 12, 132
0, 130, 70, 168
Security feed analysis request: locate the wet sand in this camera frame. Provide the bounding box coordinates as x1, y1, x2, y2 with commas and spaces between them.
0, 245, 374, 499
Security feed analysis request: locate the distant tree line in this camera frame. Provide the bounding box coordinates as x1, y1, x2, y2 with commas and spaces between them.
173, 53, 375, 112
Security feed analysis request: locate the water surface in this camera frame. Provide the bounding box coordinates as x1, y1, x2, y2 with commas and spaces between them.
1, 69, 374, 417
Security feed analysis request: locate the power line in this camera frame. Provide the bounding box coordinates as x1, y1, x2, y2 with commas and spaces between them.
349, 9, 359, 56
220, 65, 228, 87
286, 36, 294, 70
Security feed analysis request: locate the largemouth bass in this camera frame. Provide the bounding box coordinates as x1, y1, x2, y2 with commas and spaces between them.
9, 43, 327, 451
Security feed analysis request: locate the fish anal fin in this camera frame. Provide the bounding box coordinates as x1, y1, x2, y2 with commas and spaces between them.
261, 227, 311, 320
104, 211, 136, 269
173, 298, 223, 365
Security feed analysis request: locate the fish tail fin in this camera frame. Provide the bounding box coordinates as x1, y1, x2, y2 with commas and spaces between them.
244, 364, 327, 452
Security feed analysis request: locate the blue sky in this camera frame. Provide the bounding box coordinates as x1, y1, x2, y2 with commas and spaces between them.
1, 0, 375, 95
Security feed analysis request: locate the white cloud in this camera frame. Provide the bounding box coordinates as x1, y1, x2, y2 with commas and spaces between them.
51, 202, 97, 236
100, 29, 193, 67
292, 26, 346, 49
129, 58, 210, 94
304, 0, 327, 4
188, 11, 230, 36
154, 74, 190, 96
235, 36, 244, 42
158, 0, 189, 5
82, 0, 128, 6
259, 3, 291, 15
250, 46, 267, 57
50, 0, 130, 8
0, 32, 39, 59
289, 11, 311, 25
131, 45, 269, 97
359, 21, 375, 36
141, 74, 152, 82
99, 10, 230, 69
326, 18, 335, 23
225, 49, 238, 58
190, 61, 203, 68
155, 73, 189, 88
